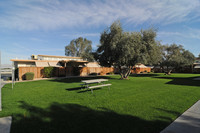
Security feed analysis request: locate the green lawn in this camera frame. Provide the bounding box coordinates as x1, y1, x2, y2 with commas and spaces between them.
1, 73, 200, 133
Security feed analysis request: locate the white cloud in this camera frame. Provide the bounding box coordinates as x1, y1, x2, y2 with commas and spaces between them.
187, 27, 200, 40
0, 0, 199, 30
62, 33, 100, 38
12, 43, 63, 52
158, 27, 200, 40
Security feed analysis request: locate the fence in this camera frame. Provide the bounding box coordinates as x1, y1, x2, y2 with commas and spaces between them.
18, 66, 151, 80
131, 67, 151, 74
80, 67, 115, 76
18, 67, 44, 80
18, 67, 116, 80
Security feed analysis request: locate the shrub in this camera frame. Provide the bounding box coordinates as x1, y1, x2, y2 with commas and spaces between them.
89, 73, 98, 76
44, 67, 55, 78
25, 72, 34, 80
107, 72, 114, 75
100, 71, 105, 76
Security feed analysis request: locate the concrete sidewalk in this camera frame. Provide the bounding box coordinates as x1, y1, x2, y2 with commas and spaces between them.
161, 100, 200, 133
0, 82, 5, 111
0, 116, 12, 133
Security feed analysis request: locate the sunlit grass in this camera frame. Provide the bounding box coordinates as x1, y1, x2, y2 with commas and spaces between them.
1, 73, 200, 133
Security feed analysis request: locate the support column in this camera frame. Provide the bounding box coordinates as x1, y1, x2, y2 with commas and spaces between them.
65, 62, 67, 77
192, 64, 194, 73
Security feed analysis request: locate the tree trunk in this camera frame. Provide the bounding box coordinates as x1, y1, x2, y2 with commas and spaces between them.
118, 66, 132, 79
165, 70, 172, 75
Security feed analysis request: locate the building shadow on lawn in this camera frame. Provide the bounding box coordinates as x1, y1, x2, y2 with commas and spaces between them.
11, 101, 171, 133
66, 87, 83, 91
130, 73, 200, 87
153, 76, 200, 87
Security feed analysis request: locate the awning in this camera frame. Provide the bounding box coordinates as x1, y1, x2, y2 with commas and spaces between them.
48, 62, 60, 67
35, 62, 49, 67
194, 65, 200, 69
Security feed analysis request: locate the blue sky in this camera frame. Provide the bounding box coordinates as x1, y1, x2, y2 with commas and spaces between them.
0, 0, 200, 64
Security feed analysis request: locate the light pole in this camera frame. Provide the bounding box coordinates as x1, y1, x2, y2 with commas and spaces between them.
12, 61, 15, 89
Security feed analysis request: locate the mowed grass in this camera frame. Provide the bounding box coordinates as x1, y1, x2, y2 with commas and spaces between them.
1, 73, 200, 133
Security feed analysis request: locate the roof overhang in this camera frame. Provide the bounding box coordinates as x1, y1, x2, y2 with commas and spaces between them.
11, 59, 64, 63
60, 60, 88, 63
10, 59, 36, 62
10, 59, 88, 67
38, 55, 82, 59
194, 65, 200, 69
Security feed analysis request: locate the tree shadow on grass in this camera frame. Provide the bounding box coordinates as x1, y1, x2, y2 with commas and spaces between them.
66, 87, 83, 91
66, 86, 108, 93
129, 73, 200, 87
77, 88, 103, 93
153, 76, 200, 87
49, 76, 116, 84
130, 74, 160, 77
11, 101, 171, 133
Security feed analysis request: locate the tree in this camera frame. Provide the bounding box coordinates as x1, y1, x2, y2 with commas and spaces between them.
198, 54, 200, 58
96, 21, 162, 79
161, 44, 195, 74
65, 37, 94, 61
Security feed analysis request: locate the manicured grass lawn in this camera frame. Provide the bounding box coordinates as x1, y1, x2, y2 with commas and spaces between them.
1, 73, 200, 133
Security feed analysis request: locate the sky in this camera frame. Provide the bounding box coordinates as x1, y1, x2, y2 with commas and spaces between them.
0, 0, 200, 64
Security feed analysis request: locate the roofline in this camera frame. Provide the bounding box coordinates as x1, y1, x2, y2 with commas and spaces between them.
37, 55, 82, 59
60, 60, 88, 63
10, 59, 36, 62
10, 59, 60, 62
10, 59, 88, 63
194, 63, 200, 65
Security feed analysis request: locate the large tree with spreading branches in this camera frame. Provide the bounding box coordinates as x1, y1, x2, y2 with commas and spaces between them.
96, 21, 162, 79
161, 44, 195, 74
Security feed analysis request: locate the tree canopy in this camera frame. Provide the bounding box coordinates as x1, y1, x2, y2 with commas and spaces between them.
65, 37, 94, 61
161, 44, 195, 73
96, 21, 162, 79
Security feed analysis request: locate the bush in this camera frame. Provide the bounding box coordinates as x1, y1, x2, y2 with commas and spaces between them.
107, 72, 114, 75
44, 67, 55, 78
89, 73, 98, 76
25, 72, 34, 80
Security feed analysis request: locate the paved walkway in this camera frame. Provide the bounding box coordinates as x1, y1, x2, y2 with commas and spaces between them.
161, 100, 200, 133
0, 82, 5, 111
0, 116, 12, 133
193, 78, 200, 80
